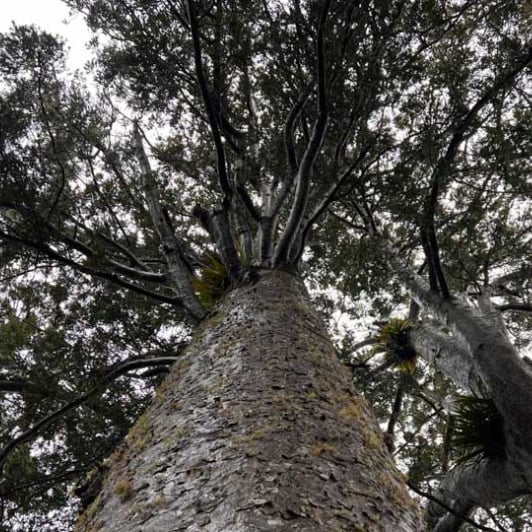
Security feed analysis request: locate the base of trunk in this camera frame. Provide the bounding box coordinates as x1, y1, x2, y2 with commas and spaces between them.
77, 269, 422, 531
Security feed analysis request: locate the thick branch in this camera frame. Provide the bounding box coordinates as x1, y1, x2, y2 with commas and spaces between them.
186, 0, 232, 199
282, 82, 315, 181
293, 144, 372, 263
133, 124, 205, 319
409, 323, 483, 394
211, 206, 242, 282
273, 0, 332, 265
427, 460, 529, 531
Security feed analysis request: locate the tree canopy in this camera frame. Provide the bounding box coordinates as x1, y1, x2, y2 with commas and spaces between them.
0, 1, 530, 530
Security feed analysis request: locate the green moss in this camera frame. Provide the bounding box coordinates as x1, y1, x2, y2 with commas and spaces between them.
375, 471, 417, 509
232, 427, 268, 444
150, 494, 168, 508
205, 377, 223, 392
365, 431, 382, 450
113, 479, 134, 501
172, 427, 184, 439
173, 359, 191, 379
126, 414, 151, 453
337, 395, 366, 421
310, 442, 337, 456
74, 494, 102, 531
169, 401, 181, 411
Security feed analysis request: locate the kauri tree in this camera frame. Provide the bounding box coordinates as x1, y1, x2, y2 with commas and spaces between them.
0, 1, 530, 530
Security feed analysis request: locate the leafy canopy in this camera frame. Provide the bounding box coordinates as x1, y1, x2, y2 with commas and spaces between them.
0, 0, 530, 529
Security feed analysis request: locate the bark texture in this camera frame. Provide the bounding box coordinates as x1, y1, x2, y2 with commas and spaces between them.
389, 247, 532, 528
409, 324, 484, 395
76, 269, 422, 531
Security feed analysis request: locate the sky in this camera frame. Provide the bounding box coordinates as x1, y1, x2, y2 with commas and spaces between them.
0, 0, 92, 68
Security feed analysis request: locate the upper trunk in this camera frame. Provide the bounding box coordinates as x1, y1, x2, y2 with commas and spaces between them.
76, 268, 422, 531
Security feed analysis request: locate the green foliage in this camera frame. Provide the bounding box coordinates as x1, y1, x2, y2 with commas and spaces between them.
452, 394, 506, 465
0, 0, 530, 528
372, 319, 417, 374
192, 253, 230, 309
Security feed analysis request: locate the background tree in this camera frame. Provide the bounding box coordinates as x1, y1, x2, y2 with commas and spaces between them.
0, 0, 530, 530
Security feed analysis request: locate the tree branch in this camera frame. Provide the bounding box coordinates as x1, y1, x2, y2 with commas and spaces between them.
273, 0, 332, 265
133, 123, 205, 319
283, 82, 315, 180
0, 229, 188, 308
494, 303, 532, 313
211, 206, 242, 282
186, 0, 232, 200
420, 45, 532, 301
426, 460, 528, 532
384, 376, 406, 452
293, 144, 372, 263
409, 323, 483, 395
407, 481, 499, 532
0, 356, 178, 473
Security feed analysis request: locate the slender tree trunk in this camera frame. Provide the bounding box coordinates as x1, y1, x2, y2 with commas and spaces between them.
76, 269, 422, 531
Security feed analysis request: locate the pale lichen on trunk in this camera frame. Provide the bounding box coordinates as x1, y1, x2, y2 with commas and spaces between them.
76, 269, 422, 531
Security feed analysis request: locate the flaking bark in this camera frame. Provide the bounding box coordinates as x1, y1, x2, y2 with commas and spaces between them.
76, 269, 422, 531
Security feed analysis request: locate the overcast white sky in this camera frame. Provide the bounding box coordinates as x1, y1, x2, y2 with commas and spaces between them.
0, 0, 92, 68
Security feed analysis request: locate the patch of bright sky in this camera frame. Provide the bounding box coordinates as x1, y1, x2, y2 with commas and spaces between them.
0, 0, 92, 70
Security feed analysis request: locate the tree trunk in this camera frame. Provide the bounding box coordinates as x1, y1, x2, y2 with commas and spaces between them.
76, 269, 422, 531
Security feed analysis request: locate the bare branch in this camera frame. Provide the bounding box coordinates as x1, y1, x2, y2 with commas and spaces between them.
0, 356, 177, 473
186, 0, 232, 199
495, 303, 532, 313
273, 0, 332, 265
133, 123, 205, 319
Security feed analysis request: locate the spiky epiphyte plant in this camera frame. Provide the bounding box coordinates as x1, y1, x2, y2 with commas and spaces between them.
452, 394, 505, 465
372, 318, 417, 374
192, 253, 230, 309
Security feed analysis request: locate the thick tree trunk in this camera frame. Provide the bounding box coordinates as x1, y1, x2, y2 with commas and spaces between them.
76, 269, 422, 531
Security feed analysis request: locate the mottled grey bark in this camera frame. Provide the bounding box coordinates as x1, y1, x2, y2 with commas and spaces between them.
388, 246, 532, 530
428, 460, 529, 532
133, 124, 205, 320
409, 324, 484, 395
76, 269, 422, 531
